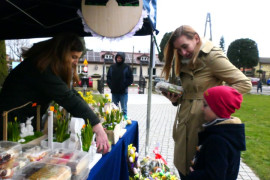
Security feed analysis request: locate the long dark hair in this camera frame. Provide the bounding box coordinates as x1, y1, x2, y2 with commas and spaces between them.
22, 33, 84, 87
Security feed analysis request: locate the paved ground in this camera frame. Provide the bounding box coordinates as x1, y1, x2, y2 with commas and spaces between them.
250, 85, 270, 95
104, 86, 262, 179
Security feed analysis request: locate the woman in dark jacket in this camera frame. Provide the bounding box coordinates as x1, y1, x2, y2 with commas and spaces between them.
0, 33, 110, 153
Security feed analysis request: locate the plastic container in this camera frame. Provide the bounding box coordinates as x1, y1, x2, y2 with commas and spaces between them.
13, 162, 72, 180
155, 81, 184, 95
0, 141, 21, 157
43, 148, 91, 175
21, 144, 50, 162
71, 167, 90, 180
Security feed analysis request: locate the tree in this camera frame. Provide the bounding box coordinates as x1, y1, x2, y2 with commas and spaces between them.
0, 40, 8, 87
219, 36, 225, 53
158, 32, 172, 62
6, 39, 30, 60
227, 38, 259, 73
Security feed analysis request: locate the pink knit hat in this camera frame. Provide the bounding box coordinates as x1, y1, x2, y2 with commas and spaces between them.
203, 86, 243, 118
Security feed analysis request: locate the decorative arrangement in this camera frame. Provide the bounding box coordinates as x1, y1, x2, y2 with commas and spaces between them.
127, 144, 179, 180
41, 104, 70, 149
127, 144, 140, 178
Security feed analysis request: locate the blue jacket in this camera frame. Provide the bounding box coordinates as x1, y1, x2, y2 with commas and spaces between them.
107, 52, 133, 94
187, 117, 246, 180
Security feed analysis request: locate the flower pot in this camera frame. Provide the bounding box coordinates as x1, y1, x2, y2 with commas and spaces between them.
40, 138, 69, 149
105, 124, 120, 145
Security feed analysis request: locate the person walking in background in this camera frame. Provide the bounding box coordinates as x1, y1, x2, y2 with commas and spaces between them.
161, 25, 252, 179
0, 33, 110, 153
257, 79, 262, 93
187, 86, 246, 180
107, 52, 133, 120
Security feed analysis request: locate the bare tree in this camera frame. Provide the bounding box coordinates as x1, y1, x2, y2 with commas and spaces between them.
6, 39, 30, 60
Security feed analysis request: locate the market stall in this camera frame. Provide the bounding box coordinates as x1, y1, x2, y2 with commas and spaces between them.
0, 0, 166, 179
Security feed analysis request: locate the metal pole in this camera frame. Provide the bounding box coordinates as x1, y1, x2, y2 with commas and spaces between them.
132, 46, 134, 69
145, 33, 154, 156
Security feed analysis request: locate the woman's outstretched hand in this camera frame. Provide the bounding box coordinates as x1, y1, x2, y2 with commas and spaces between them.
93, 123, 110, 154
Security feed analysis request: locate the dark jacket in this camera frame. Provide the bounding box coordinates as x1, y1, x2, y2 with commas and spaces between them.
187, 117, 246, 180
0, 58, 100, 139
107, 52, 133, 94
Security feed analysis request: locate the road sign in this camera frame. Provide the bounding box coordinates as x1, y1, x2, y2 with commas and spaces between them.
83, 59, 88, 65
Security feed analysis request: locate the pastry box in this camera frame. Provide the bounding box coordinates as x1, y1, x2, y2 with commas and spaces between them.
21, 144, 50, 162
12, 162, 72, 180
42, 148, 91, 175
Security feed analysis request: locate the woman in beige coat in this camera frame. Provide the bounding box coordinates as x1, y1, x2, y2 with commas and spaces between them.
161, 25, 252, 179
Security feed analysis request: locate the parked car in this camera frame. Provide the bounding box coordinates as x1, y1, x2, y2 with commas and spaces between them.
154, 77, 165, 85
79, 77, 93, 87
267, 78, 270, 86
250, 77, 260, 86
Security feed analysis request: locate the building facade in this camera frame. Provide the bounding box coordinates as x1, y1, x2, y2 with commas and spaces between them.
254, 57, 270, 81
77, 50, 164, 84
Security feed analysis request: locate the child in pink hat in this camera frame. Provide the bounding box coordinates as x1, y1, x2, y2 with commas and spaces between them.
187, 86, 246, 180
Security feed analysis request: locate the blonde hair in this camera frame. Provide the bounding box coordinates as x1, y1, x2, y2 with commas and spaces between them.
161, 25, 202, 80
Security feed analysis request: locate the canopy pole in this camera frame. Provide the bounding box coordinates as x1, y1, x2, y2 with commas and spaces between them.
145, 32, 154, 156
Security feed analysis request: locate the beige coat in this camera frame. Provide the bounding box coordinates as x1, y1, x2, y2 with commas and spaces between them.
173, 41, 252, 175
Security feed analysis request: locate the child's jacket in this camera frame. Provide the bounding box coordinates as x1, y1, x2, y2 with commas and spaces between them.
187, 117, 246, 180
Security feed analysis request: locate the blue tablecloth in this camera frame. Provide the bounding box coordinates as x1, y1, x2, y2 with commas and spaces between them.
88, 121, 139, 180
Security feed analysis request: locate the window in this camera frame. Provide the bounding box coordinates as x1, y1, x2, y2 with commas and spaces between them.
140, 56, 149, 64
132, 68, 137, 75
148, 68, 156, 75
105, 54, 113, 59
106, 66, 110, 75
153, 68, 156, 75
77, 65, 83, 74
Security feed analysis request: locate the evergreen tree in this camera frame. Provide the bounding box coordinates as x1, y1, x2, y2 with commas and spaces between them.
227, 38, 259, 73
0, 40, 8, 87
219, 36, 225, 53
158, 32, 172, 62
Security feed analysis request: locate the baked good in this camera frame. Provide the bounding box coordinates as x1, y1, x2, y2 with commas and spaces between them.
21, 163, 71, 180
0, 168, 14, 179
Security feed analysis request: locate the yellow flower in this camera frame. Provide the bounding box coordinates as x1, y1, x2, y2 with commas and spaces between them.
105, 94, 109, 97
14, 116, 17, 121
57, 114, 61, 120
82, 124, 86, 129
108, 98, 111, 102
106, 110, 109, 114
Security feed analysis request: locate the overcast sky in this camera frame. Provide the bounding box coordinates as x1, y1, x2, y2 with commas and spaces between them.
28, 0, 270, 57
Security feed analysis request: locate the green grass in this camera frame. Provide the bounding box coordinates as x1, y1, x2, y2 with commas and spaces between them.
233, 94, 270, 180
92, 94, 104, 102
21, 131, 44, 144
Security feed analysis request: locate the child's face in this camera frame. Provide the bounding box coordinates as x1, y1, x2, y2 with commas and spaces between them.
202, 99, 218, 122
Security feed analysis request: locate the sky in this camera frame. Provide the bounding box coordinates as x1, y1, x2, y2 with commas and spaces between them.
27, 0, 270, 57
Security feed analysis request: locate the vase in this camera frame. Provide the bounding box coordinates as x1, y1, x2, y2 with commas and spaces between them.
105, 124, 120, 145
